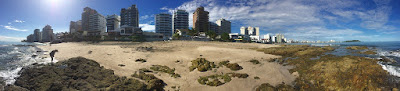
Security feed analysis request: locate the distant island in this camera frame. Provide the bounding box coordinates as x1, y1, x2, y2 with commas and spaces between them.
344, 40, 361, 42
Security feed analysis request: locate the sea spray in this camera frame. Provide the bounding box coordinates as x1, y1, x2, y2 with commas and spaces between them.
0, 44, 58, 85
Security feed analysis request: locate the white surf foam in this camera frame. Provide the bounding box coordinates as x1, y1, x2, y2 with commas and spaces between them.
379, 51, 400, 58
378, 62, 400, 77
0, 67, 22, 84
0, 46, 58, 84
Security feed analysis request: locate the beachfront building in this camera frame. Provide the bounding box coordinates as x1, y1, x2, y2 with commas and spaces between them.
33, 29, 41, 42
41, 25, 55, 42
69, 20, 82, 34
121, 5, 139, 27
209, 22, 220, 33
155, 13, 172, 38
275, 33, 285, 43
263, 34, 272, 43
193, 7, 209, 33
82, 7, 107, 36
215, 18, 231, 35
119, 25, 143, 36
173, 10, 189, 32
240, 27, 248, 35
106, 14, 121, 34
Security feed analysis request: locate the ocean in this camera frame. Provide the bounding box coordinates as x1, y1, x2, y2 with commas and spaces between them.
0, 41, 56, 85
290, 41, 400, 77
0, 41, 399, 85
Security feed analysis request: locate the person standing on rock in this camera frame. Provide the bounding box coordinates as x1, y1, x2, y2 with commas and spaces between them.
50, 50, 58, 63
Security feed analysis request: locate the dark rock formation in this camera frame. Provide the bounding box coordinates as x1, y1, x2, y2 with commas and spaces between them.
14, 57, 160, 91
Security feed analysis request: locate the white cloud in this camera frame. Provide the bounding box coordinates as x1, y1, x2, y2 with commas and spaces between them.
169, 0, 398, 41
0, 25, 28, 31
14, 20, 25, 23
140, 15, 152, 20
0, 35, 24, 42
139, 24, 155, 32
8, 22, 11, 25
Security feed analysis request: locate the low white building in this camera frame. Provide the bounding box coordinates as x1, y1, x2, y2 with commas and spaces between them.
119, 25, 142, 36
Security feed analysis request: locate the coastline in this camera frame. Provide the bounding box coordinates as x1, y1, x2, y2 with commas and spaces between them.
36, 41, 297, 91
5, 41, 398, 90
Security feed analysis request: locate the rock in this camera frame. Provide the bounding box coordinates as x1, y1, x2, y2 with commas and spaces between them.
4, 85, 29, 91
14, 57, 154, 90
88, 51, 92, 54
0, 77, 4, 91
118, 64, 126, 67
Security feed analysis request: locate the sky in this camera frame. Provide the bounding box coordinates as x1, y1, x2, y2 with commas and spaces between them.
0, 0, 399, 42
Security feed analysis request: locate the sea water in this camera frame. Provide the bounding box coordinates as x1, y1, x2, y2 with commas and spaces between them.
290, 41, 400, 77
0, 41, 57, 84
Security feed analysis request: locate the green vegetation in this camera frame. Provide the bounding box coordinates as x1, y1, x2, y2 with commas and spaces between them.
189, 58, 217, 72
220, 33, 231, 42
206, 31, 217, 40
227, 73, 249, 78
256, 45, 397, 90
346, 46, 368, 50
14, 57, 161, 91
197, 74, 231, 86
358, 50, 377, 55
198, 73, 249, 86
130, 35, 146, 42
172, 33, 181, 40
249, 59, 260, 64
218, 61, 243, 71
131, 72, 166, 90
150, 65, 181, 78
344, 40, 361, 42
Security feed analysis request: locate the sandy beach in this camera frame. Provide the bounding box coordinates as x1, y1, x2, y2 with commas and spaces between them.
37, 41, 297, 91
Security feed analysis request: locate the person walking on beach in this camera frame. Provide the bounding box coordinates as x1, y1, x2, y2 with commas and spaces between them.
50, 50, 58, 63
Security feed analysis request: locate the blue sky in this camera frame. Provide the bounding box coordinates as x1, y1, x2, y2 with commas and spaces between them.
0, 0, 399, 42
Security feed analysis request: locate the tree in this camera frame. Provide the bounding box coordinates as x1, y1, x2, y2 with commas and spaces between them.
221, 33, 230, 42
130, 35, 146, 42
188, 28, 198, 36
172, 33, 181, 40
206, 31, 217, 40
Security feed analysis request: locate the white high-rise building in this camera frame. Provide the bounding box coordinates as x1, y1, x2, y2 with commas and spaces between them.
155, 13, 172, 37
240, 26, 259, 36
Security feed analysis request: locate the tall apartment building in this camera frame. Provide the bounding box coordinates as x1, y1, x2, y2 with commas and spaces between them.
41, 25, 54, 42
69, 20, 82, 34
106, 14, 121, 32
193, 7, 209, 33
240, 26, 259, 36
33, 29, 41, 42
215, 18, 231, 35
82, 7, 106, 36
275, 33, 285, 43
209, 22, 219, 33
155, 13, 172, 37
121, 5, 139, 27
173, 10, 189, 32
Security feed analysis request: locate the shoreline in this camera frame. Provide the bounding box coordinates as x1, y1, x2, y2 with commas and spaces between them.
3, 41, 399, 90
36, 41, 296, 91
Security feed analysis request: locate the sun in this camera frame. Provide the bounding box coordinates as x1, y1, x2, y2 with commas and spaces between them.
45, 0, 63, 6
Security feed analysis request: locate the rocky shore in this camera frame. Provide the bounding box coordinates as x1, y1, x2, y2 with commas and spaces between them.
7, 57, 164, 91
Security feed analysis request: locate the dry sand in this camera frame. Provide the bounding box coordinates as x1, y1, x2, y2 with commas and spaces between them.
38, 41, 297, 91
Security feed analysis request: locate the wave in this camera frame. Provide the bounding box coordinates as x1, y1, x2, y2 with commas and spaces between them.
0, 46, 58, 84
378, 50, 400, 58
378, 62, 400, 77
